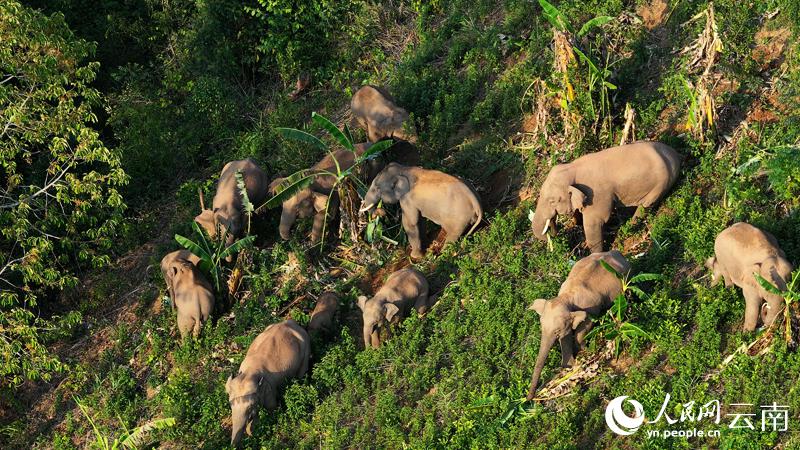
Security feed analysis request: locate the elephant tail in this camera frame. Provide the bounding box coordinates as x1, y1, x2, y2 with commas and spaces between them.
466, 192, 483, 236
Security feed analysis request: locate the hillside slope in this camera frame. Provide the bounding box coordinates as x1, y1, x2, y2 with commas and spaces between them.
3, 0, 800, 449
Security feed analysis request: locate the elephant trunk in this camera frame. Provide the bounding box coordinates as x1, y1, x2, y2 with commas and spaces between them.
360, 189, 379, 213
230, 404, 250, 447
530, 205, 553, 242
278, 208, 296, 240
527, 333, 556, 400
363, 324, 374, 349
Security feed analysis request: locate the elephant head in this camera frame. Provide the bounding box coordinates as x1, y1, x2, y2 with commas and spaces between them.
270, 178, 329, 241
704, 256, 730, 287
226, 372, 264, 447
356, 295, 401, 348
527, 298, 588, 398
194, 207, 240, 248
530, 168, 586, 241
359, 163, 411, 213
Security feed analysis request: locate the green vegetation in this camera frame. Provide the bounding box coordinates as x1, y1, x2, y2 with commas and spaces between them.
2, 0, 800, 449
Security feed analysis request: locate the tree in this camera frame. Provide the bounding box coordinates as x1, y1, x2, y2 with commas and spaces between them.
0, 1, 127, 387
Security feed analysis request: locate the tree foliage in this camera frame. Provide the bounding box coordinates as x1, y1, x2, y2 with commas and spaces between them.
0, 0, 127, 387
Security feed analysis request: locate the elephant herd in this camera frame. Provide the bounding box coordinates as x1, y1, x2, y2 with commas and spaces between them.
157, 85, 795, 445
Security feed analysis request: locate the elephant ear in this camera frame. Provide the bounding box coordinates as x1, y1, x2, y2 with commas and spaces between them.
313, 193, 330, 213
393, 175, 410, 198
194, 209, 216, 233
570, 311, 588, 330
384, 303, 401, 322
356, 295, 369, 311
568, 186, 586, 212
528, 298, 547, 315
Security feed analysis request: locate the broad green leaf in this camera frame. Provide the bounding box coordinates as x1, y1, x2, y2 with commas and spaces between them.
610, 294, 628, 317
257, 170, 316, 212
755, 273, 784, 296
355, 139, 393, 166
627, 285, 649, 300
343, 123, 355, 148
175, 234, 213, 273
219, 235, 256, 260
276, 127, 327, 152
312, 112, 354, 151
629, 273, 665, 283
235, 170, 254, 215
620, 322, 650, 338
577, 16, 613, 37
119, 417, 176, 449
538, 0, 573, 32
600, 259, 622, 279
572, 46, 601, 76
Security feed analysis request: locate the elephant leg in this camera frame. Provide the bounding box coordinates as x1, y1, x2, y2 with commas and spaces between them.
414, 292, 429, 315
574, 320, 594, 349
443, 219, 470, 243
401, 207, 424, 258
742, 285, 762, 331
168, 286, 176, 311
177, 314, 193, 341
582, 216, 606, 253
559, 336, 576, 367
310, 209, 327, 243
298, 356, 309, 377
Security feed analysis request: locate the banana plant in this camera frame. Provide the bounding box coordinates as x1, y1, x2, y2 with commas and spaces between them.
260, 111, 393, 247
75, 396, 175, 449
175, 222, 255, 295
586, 261, 661, 357
755, 269, 800, 345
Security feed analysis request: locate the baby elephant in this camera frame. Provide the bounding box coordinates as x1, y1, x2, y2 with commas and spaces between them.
226, 320, 310, 446
168, 258, 215, 340
195, 158, 269, 249
527, 250, 630, 400
351, 85, 417, 144
529, 141, 681, 253
160, 249, 201, 310
360, 163, 483, 258
706, 222, 793, 331
357, 268, 429, 348
307, 291, 339, 335
271, 145, 382, 243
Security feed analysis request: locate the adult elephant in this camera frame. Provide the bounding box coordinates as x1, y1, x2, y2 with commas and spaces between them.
529, 141, 681, 253
359, 163, 482, 258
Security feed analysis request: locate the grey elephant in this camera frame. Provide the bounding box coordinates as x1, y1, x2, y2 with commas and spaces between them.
271, 144, 382, 242
160, 249, 201, 311
351, 85, 417, 144
527, 250, 630, 400
226, 319, 310, 446
359, 163, 483, 258
167, 258, 215, 340
706, 222, 793, 331
357, 268, 429, 348
195, 158, 268, 249
307, 291, 339, 335
529, 141, 681, 253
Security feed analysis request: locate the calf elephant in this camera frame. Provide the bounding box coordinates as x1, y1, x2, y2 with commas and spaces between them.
529, 141, 681, 253
351, 85, 417, 144
195, 158, 269, 250
271, 144, 382, 243
226, 320, 310, 446
359, 163, 483, 258
357, 268, 428, 348
160, 249, 201, 310
705, 222, 793, 331
168, 258, 215, 340
527, 250, 630, 400
307, 291, 339, 335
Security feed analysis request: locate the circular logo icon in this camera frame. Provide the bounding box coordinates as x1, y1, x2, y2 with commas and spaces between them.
605, 396, 645, 435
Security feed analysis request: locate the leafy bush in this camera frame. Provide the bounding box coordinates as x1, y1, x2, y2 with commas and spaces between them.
0, 0, 127, 387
